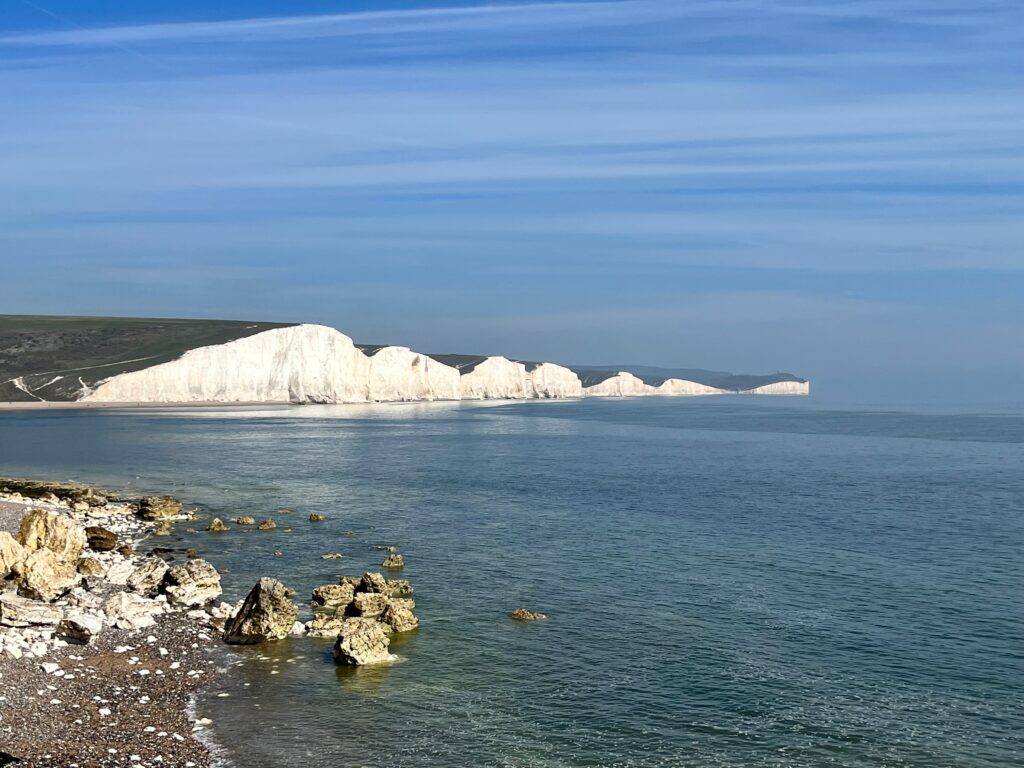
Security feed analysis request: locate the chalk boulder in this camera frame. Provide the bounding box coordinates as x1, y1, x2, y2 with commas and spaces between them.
223, 578, 298, 644
17, 509, 87, 562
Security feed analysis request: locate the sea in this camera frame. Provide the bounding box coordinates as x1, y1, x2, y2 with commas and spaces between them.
1, 396, 1022, 767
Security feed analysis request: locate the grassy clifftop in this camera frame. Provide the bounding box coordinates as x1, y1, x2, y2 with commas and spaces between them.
0, 315, 293, 401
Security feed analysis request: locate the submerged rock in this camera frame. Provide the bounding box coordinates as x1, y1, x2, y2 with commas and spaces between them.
511, 608, 548, 622
14, 549, 79, 601
17, 509, 87, 562
137, 495, 184, 520
333, 618, 392, 665
206, 517, 229, 533
320, 552, 343, 560
85, 525, 117, 552
223, 578, 298, 644
161, 559, 222, 607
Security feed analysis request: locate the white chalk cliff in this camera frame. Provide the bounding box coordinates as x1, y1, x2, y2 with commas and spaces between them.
740, 380, 810, 396
656, 378, 728, 396
457, 357, 531, 400
85, 325, 462, 404
85, 325, 372, 404
583, 372, 656, 397
526, 363, 583, 399
365, 346, 461, 402
77, 322, 806, 404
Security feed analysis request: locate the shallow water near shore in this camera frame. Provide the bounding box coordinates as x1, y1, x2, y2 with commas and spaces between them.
2, 397, 1023, 767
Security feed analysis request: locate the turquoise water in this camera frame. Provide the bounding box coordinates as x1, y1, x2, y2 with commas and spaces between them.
1, 398, 1022, 767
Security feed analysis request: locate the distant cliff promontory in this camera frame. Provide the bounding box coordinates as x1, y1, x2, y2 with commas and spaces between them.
0, 315, 809, 404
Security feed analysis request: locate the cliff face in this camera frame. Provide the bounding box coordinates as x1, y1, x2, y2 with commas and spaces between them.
526, 363, 583, 399
84, 325, 372, 404
656, 378, 728, 396
365, 346, 461, 402
583, 372, 656, 397
458, 357, 532, 400
740, 380, 810, 395
42, 320, 807, 404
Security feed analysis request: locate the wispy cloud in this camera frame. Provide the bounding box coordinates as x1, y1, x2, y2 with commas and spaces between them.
0, 0, 1021, 394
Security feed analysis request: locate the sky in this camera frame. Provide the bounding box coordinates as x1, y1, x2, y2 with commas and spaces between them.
1, 0, 1022, 403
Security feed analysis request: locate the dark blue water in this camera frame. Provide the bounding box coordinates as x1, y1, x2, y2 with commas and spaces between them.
1, 398, 1022, 767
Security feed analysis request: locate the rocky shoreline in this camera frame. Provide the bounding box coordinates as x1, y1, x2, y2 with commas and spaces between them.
0, 480, 227, 767
0, 477, 423, 767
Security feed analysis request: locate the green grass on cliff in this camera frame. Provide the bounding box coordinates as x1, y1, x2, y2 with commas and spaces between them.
0, 315, 293, 401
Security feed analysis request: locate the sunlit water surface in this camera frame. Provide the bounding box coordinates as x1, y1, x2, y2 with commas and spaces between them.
2, 398, 1022, 767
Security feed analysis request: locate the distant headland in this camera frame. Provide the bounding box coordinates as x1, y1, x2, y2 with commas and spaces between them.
0, 315, 808, 405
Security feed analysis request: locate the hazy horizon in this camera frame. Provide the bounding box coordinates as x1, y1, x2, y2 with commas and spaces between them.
1, 1, 1021, 404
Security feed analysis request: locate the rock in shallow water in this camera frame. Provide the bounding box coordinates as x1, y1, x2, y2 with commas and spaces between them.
223, 577, 298, 644
380, 600, 418, 633
311, 583, 355, 611
256, 519, 276, 531
381, 553, 404, 569
333, 618, 393, 665
305, 613, 345, 638
358, 572, 388, 594
385, 579, 413, 598
206, 517, 229, 533
136, 495, 183, 520
349, 592, 389, 618
511, 608, 548, 622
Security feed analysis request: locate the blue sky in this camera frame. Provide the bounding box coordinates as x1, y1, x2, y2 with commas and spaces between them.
1, 0, 1022, 402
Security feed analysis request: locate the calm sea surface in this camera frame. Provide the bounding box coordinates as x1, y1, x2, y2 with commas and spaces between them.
1, 397, 1022, 767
